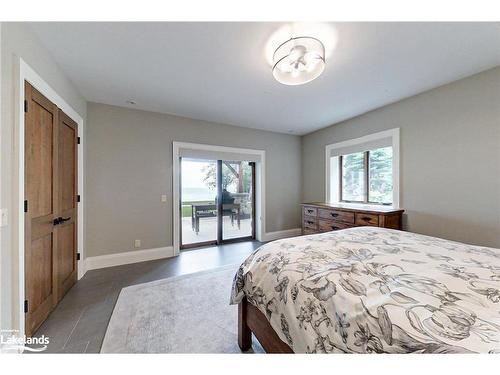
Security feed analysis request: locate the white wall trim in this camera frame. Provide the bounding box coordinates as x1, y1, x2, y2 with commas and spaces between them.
0, 21, 3, 334
86, 247, 174, 271
15, 58, 85, 339
263, 228, 302, 242
172, 141, 266, 255
325, 128, 400, 208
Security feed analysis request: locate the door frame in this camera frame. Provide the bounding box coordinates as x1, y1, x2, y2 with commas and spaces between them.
15, 58, 85, 340
173, 142, 265, 256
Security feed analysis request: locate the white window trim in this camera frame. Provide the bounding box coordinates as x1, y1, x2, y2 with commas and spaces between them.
325, 128, 400, 208
172, 142, 265, 255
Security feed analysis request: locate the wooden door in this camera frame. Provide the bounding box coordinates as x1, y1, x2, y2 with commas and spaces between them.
24, 82, 58, 336
55, 110, 78, 300
24, 82, 79, 336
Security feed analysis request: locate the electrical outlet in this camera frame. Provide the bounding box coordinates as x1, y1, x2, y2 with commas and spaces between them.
161, 194, 167, 202
0, 209, 8, 227
134, 239, 141, 248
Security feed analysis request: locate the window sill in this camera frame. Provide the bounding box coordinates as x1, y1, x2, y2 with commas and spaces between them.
330, 201, 398, 211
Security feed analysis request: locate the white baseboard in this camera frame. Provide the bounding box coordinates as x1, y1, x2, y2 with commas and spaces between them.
85, 246, 175, 271
263, 228, 302, 242
83, 230, 299, 273
77, 259, 87, 280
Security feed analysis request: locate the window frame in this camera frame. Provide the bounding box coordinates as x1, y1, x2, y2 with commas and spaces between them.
338, 149, 392, 205
325, 128, 400, 208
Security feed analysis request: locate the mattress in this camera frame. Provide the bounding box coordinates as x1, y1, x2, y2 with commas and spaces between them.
230, 227, 500, 353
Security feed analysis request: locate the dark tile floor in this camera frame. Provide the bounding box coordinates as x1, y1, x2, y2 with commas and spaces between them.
31, 241, 261, 353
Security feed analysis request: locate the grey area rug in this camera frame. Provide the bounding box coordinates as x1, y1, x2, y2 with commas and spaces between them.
101, 265, 264, 353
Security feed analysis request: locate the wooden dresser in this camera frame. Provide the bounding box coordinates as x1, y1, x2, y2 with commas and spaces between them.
301, 202, 404, 235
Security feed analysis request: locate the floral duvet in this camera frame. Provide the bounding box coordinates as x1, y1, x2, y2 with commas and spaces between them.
230, 227, 500, 353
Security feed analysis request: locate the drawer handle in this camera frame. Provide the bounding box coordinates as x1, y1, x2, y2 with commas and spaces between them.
331, 226, 339, 230
307, 209, 314, 213
306, 220, 314, 224
361, 217, 372, 222
331, 213, 339, 217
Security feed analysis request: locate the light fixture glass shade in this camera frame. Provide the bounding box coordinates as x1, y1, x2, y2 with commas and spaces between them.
272, 37, 326, 85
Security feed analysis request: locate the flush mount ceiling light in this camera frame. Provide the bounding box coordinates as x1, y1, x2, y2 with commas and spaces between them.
272, 36, 326, 86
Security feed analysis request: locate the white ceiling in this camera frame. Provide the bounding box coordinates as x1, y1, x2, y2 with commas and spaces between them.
30, 22, 500, 135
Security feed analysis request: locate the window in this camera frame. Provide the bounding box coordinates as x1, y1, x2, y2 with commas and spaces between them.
368, 147, 393, 204
326, 129, 399, 207
340, 152, 365, 202
339, 146, 393, 205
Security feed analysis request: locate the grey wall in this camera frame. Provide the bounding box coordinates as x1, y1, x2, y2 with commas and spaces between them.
302, 67, 500, 248
0, 23, 87, 331
86, 103, 302, 257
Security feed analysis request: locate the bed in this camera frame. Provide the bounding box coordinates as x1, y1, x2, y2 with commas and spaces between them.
230, 227, 500, 353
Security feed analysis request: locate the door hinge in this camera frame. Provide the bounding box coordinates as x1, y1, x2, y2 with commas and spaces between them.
24, 200, 28, 213
24, 100, 28, 113
77, 136, 81, 144
24, 300, 29, 313
77, 194, 81, 203
77, 253, 81, 261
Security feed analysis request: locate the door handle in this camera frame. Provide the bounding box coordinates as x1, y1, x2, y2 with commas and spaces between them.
54, 216, 71, 226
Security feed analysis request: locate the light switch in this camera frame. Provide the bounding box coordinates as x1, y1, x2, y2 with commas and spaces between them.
161, 194, 167, 202
134, 239, 141, 248
0, 209, 8, 227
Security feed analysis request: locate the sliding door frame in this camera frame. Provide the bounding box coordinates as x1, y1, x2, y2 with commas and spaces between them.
216, 160, 223, 244
250, 161, 257, 240
178, 158, 257, 250
218, 160, 256, 245
173, 142, 265, 256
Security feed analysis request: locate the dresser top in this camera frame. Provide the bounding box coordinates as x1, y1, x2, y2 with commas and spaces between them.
302, 202, 404, 215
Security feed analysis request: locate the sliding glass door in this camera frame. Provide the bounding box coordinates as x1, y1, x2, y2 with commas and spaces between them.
180, 158, 255, 249
221, 161, 255, 241
180, 158, 218, 248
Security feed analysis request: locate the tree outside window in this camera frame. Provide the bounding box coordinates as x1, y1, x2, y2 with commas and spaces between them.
340, 146, 393, 204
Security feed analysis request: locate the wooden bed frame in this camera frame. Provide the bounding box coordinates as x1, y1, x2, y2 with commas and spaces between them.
238, 297, 294, 353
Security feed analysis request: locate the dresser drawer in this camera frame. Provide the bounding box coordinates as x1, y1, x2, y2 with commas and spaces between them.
355, 213, 379, 226
303, 215, 318, 229
318, 219, 352, 232
318, 208, 355, 224
303, 206, 317, 217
